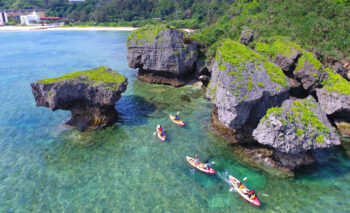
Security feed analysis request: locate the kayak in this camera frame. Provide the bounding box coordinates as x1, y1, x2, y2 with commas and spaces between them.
169, 115, 185, 126
186, 156, 215, 174
156, 124, 166, 141
229, 175, 261, 207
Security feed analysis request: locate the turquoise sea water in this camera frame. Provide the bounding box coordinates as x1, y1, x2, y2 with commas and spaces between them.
0, 31, 349, 212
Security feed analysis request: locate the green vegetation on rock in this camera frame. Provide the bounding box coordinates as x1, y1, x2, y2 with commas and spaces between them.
36, 66, 126, 87
193, 0, 350, 59
127, 25, 170, 45
216, 39, 288, 88
261, 99, 329, 144
295, 52, 322, 73
255, 37, 304, 59
322, 68, 350, 95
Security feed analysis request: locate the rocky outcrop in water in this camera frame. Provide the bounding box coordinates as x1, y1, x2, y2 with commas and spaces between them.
206, 39, 290, 130
253, 97, 340, 169
253, 97, 340, 154
31, 66, 128, 130
127, 25, 197, 87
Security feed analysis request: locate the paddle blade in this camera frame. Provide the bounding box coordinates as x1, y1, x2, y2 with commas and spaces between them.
176, 111, 180, 115
210, 161, 215, 165
262, 194, 269, 197
229, 188, 234, 192
153, 132, 157, 135
243, 177, 247, 181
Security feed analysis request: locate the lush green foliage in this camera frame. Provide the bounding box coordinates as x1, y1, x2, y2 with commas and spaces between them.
322, 68, 350, 95
37, 66, 126, 88
193, 0, 350, 58
295, 52, 322, 72
216, 39, 288, 88
1, 0, 234, 28
127, 25, 169, 45
255, 37, 304, 59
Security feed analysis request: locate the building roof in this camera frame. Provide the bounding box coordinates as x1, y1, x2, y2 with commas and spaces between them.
40, 17, 61, 20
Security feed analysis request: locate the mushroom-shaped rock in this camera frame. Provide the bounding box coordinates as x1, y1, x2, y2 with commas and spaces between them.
255, 37, 302, 73
206, 39, 290, 129
294, 52, 325, 90
31, 66, 128, 129
127, 25, 197, 87
316, 68, 350, 121
253, 96, 340, 155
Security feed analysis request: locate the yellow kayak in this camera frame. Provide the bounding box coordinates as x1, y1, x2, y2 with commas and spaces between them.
169, 115, 185, 126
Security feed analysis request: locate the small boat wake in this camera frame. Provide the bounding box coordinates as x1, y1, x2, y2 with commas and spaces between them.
217, 170, 237, 192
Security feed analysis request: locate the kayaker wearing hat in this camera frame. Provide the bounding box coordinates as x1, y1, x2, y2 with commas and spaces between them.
248, 190, 256, 200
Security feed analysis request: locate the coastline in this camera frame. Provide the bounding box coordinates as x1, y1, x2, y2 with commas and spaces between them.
0, 25, 194, 32
0, 26, 138, 32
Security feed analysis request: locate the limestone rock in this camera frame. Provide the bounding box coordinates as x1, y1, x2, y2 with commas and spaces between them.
31, 66, 128, 129
127, 25, 197, 87
253, 96, 340, 155
255, 37, 302, 73
316, 68, 350, 121
294, 52, 325, 90
240, 27, 254, 45
206, 39, 290, 130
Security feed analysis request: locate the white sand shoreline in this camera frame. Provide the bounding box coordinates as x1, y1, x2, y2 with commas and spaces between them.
0, 26, 138, 32
0, 25, 194, 33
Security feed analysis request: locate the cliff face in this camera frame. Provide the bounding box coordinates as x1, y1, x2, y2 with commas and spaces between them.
206, 39, 290, 130
127, 25, 197, 87
206, 38, 347, 174
31, 66, 128, 130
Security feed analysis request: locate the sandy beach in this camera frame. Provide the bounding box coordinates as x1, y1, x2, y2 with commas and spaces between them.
0, 25, 195, 33
0, 25, 138, 32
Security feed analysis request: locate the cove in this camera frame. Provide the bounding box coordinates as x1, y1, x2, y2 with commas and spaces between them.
0, 31, 349, 212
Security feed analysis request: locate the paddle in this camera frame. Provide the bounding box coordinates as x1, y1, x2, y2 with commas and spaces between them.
176, 111, 180, 115
242, 177, 247, 181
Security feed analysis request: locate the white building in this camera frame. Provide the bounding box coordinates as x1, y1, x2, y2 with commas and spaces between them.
0, 12, 8, 25
20, 11, 40, 25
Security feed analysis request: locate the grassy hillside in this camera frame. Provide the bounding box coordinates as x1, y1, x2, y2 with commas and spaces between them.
193, 0, 350, 60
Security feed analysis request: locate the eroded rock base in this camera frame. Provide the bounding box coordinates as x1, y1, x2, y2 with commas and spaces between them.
66, 106, 118, 130
137, 69, 194, 87
211, 106, 315, 177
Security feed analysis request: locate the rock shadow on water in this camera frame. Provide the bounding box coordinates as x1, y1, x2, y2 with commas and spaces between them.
294, 146, 350, 181
115, 95, 157, 126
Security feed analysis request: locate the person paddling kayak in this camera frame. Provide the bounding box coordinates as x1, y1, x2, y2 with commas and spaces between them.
248, 190, 256, 200
204, 161, 211, 170
195, 155, 200, 165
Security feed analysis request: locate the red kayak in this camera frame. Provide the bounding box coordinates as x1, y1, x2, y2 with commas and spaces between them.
156, 125, 166, 141
229, 175, 260, 207
186, 156, 215, 174
169, 115, 185, 126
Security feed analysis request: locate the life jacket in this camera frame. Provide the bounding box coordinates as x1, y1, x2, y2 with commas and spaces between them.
239, 184, 244, 189
250, 194, 256, 200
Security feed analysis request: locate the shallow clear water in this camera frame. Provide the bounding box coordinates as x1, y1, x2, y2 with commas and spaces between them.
0, 31, 349, 212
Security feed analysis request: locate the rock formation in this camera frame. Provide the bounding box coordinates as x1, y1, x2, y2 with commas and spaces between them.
31, 66, 128, 130
255, 37, 301, 74
293, 52, 326, 91
316, 68, 350, 121
206, 39, 290, 130
253, 97, 340, 169
240, 27, 254, 45
127, 25, 197, 87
